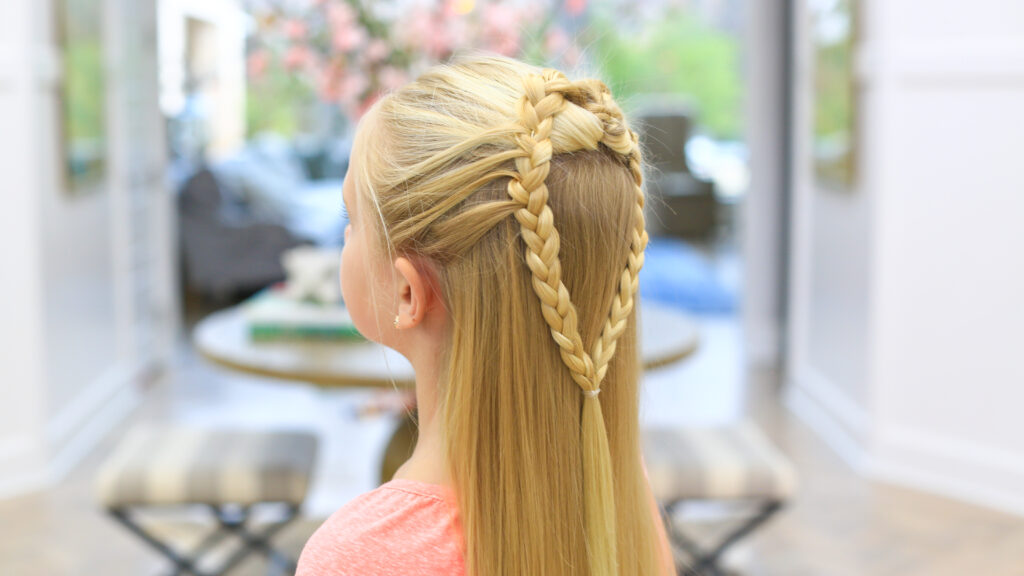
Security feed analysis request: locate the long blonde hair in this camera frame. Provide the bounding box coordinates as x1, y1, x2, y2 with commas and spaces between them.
352, 54, 668, 576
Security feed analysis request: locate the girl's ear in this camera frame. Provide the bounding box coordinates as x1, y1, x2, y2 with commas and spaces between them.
393, 256, 430, 329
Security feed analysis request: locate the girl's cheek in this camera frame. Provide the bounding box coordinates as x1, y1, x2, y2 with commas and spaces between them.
339, 249, 350, 306
340, 240, 358, 310
341, 241, 382, 343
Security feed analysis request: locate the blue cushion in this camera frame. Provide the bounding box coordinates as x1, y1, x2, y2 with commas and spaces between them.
639, 236, 736, 314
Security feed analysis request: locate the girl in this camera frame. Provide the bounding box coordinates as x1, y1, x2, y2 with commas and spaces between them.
297, 54, 674, 575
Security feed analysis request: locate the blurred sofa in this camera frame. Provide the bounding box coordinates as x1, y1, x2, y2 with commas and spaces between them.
177, 134, 350, 300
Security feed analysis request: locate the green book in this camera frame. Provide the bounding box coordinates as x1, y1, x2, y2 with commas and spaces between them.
242, 287, 364, 342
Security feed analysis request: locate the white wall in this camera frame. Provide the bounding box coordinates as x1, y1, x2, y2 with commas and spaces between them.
869, 0, 1024, 515
32, 0, 121, 451
0, 0, 49, 496
0, 0, 175, 499
786, 0, 1024, 515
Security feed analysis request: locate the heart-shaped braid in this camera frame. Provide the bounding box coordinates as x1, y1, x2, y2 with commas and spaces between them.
507, 70, 597, 391
508, 70, 648, 576
507, 71, 648, 394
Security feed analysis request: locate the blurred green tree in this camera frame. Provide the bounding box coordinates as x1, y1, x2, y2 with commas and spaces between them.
246, 63, 317, 138
590, 10, 742, 140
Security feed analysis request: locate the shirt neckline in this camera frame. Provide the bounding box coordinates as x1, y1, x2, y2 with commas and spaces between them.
380, 477, 456, 502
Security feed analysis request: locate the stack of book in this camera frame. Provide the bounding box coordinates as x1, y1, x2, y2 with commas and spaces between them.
242, 284, 363, 342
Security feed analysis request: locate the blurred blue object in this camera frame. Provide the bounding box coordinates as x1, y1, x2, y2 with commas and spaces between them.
639, 236, 736, 314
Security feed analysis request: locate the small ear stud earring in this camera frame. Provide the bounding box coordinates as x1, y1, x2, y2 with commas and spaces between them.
393, 315, 400, 329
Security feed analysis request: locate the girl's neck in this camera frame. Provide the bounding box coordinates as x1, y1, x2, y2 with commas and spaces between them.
391, 346, 451, 488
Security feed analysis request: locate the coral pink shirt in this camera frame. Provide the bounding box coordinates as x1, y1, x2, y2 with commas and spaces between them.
296, 479, 464, 575
297, 477, 674, 575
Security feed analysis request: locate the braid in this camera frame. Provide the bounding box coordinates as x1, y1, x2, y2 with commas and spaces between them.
554, 78, 649, 387
506, 71, 649, 392
586, 92, 649, 387
507, 70, 649, 576
506, 70, 597, 390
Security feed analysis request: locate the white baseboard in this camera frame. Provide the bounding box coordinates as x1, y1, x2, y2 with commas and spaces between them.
48, 363, 139, 452
0, 466, 49, 502
872, 426, 1024, 518
0, 436, 32, 462
786, 364, 1024, 518
47, 365, 145, 483
0, 436, 47, 501
0, 360, 148, 501
784, 364, 870, 472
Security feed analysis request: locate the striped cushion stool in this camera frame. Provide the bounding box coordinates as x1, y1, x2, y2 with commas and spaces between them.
95, 426, 318, 576
643, 423, 797, 576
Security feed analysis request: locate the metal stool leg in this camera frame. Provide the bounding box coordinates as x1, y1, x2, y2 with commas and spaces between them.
109, 509, 211, 576
662, 500, 785, 576
207, 504, 300, 575
109, 503, 302, 576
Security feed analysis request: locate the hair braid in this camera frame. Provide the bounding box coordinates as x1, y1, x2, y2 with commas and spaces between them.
507, 70, 650, 576
506, 70, 597, 390
545, 77, 649, 386
589, 121, 643, 387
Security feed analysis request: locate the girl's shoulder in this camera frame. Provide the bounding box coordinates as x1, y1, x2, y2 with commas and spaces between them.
296, 479, 465, 576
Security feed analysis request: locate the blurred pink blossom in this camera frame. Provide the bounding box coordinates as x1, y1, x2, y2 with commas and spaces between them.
339, 73, 369, 103
423, 18, 453, 58
356, 92, 381, 118
566, 0, 587, 16
562, 44, 581, 67
248, 0, 594, 121
284, 45, 312, 70
378, 66, 409, 91
545, 27, 570, 55
326, 2, 357, 26
481, 4, 521, 56
519, 1, 545, 25
440, 0, 460, 18
394, 8, 427, 48
364, 38, 390, 63
399, 11, 452, 59
444, 17, 470, 52
545, 25, 581, 65
284, 19, 307, 40
330, 18, 367, 52
316, 61, 345, 102
247, 49, 269, 79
